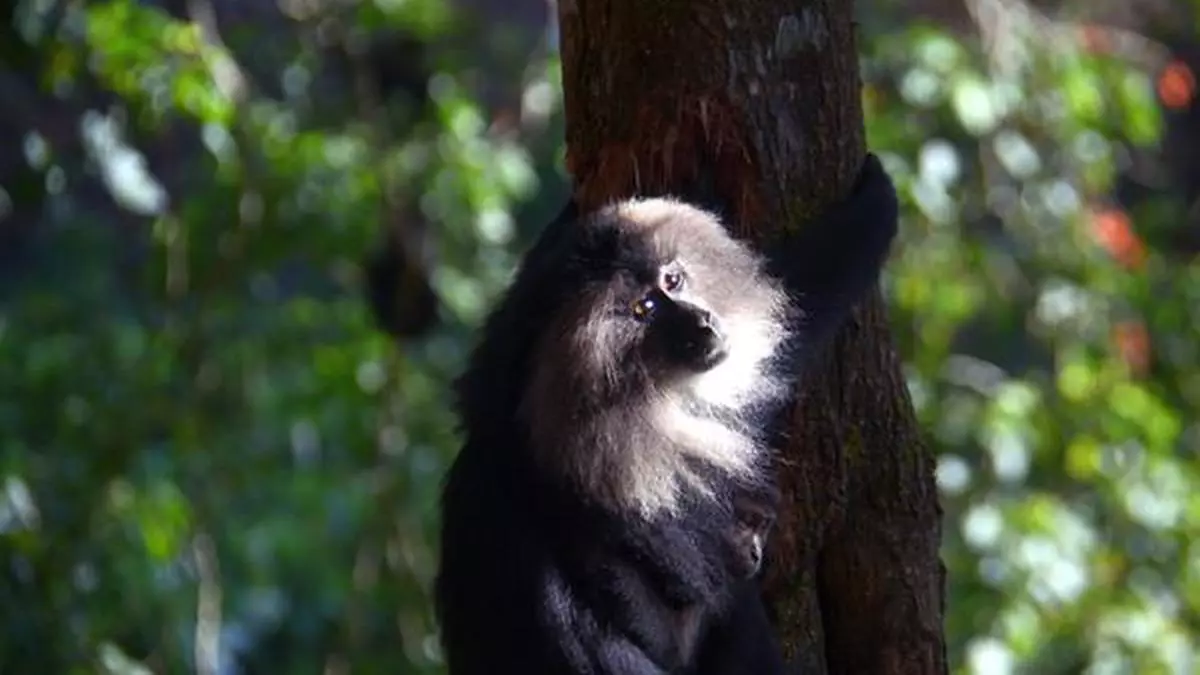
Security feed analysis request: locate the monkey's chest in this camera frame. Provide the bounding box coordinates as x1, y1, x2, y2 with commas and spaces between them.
571, 530, 732, 669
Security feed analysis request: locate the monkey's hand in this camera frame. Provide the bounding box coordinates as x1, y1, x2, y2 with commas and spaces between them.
764, 152, 899, 361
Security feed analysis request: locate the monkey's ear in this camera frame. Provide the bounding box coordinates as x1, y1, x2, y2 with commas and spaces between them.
364, 239, 440, 340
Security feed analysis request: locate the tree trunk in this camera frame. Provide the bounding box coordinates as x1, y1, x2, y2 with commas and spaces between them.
557, 1, 947, 673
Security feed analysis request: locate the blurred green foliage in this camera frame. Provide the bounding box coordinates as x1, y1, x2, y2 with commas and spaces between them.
864, 15, 1200, 675
1, 0, 1198, 673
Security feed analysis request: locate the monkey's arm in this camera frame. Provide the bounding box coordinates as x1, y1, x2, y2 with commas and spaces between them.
618, 517, 728, 607
441, 539, 671, 674
538, 566, 671, 675
438, 454, 671, 674
441, 568, 668, 674
690, 580, 788, 675
765, 152, 899, 360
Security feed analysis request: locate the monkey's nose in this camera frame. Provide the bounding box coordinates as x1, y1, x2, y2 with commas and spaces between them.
697, 340, 729, 370
694, 308, 718, 330
684, 323, 728, 371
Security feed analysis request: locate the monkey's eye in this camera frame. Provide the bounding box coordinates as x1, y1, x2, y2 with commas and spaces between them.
630, 296, 657, 322
662, 271, 684, 292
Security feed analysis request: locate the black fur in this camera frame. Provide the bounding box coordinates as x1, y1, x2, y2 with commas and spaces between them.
435, 154, 899, 674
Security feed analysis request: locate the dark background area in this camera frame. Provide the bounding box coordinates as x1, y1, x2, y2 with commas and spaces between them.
1, 0, 1199, 673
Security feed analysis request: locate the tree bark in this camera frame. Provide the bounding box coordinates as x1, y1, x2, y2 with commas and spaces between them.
557, 1, 947, 673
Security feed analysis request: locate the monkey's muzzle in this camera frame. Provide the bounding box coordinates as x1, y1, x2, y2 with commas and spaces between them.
666, 304, 729, 373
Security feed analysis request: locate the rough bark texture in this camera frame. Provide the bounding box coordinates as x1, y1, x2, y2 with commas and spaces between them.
558, 1, 947, 674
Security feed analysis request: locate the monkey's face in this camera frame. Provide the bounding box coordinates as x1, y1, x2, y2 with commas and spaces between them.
521, 196, 791, 427
531, 263, 730, 405
533, 198, 790, 410
626, 266, 730, 376
516, 198, 790, 511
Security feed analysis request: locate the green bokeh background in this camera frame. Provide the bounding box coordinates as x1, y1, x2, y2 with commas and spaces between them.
2, 0, 1199, 673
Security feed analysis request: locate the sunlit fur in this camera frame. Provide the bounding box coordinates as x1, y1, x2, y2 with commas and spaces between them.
436, 153, 898, 675
519, 197, 790, 517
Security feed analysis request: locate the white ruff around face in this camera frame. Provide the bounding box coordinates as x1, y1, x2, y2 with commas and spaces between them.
621, 399, 760, 518
688, 309, 786, 410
